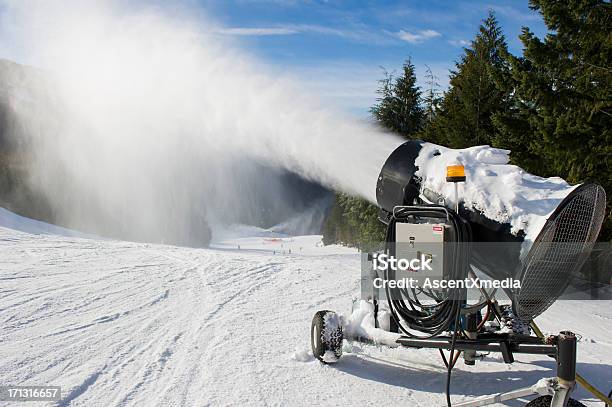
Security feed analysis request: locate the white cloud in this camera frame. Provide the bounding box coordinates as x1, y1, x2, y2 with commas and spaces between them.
215, 24, 379, 41
448, 39, 470, 47
215, 24, 393, 44
295, 24, 350, 38
215, 27, 299, 36
396, 29, 441, 44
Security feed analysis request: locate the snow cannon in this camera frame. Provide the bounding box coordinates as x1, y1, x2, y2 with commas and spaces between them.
376, 140, 606, 321
311, 140, 612, 407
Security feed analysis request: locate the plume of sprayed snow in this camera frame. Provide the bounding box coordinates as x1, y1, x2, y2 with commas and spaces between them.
0, 0, 402, 243
268, 196, 333, 236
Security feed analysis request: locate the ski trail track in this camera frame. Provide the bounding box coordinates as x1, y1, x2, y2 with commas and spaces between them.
0, 228, 610, 406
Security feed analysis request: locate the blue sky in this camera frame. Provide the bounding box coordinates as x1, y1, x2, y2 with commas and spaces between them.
198, 0, 547, 115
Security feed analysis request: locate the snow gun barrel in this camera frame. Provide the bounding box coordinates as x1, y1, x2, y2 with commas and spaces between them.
375, 141, 606, 320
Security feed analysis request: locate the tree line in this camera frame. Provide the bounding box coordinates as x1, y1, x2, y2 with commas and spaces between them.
323, 0, 611, 246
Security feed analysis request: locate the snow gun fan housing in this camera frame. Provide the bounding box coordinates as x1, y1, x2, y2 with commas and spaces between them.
375, 141, 607, 321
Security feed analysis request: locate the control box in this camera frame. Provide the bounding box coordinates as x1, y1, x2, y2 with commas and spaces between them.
395, 222, 447, 275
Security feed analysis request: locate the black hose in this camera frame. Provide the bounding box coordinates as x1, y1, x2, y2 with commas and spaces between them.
446, 306, 462, 407
383, 206, 470, 339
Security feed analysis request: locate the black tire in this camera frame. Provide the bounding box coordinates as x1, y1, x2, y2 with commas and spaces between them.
311, 310, 343, 364
525, 395, 586, 407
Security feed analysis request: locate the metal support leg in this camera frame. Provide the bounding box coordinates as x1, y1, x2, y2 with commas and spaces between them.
532, 321, 612, 405
463, 312, 477, 365
550, 331, 577, 407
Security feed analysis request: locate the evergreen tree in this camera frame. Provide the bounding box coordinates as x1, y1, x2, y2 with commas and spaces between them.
420, 65, 446, 144
423, 64, 442, 123
493, 0, 611, 240
370, 59, 425, 138
433, 10, 513, 148
322, 193, 385, 249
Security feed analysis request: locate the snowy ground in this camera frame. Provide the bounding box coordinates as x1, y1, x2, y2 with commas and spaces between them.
0, 216, 610, 406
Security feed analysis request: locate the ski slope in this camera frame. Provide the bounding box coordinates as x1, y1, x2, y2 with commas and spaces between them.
0, 216, 610, 406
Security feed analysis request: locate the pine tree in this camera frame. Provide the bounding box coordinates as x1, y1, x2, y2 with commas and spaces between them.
420, 65, 446, 144
493, 0, 612, 240
322, 193, 385, 248
370, 59, 425, 138
433, 10, 513, 148
423, 64, 442, 123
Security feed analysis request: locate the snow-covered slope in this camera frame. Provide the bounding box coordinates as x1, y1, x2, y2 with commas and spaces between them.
0, 208, 96, 239
0, 224, 610, 406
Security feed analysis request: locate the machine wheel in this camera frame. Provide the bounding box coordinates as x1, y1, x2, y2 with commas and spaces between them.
311, 310, 343, 364
525, 395, 586, 406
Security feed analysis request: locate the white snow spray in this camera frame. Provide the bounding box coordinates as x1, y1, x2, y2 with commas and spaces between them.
0, 1, 403, 244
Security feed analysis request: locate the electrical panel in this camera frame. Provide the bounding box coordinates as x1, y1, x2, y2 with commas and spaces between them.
395, 222, 447, 276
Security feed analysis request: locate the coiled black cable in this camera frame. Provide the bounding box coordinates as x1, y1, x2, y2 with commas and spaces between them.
383, 206, 471, 338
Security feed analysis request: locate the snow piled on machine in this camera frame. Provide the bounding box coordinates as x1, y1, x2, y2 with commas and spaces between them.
342, 300, 401, 347
414, 143, 577, 242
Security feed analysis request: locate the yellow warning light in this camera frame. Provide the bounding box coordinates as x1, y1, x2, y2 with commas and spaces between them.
446, 165, 466, 182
